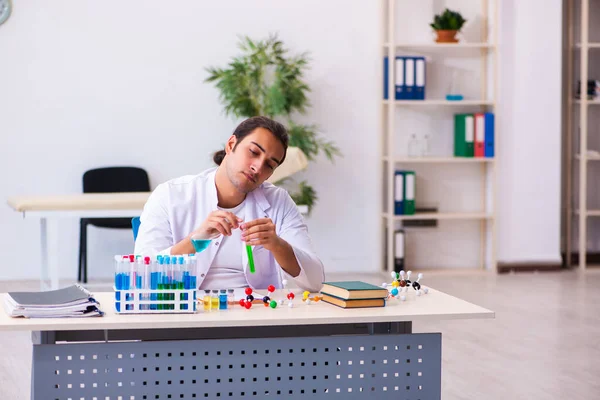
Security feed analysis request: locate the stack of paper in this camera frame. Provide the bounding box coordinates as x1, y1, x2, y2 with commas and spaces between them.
3, 284, 103, 318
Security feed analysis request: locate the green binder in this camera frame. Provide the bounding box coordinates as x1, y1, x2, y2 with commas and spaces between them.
403, 170, 416, 215
454, 114, 474, 157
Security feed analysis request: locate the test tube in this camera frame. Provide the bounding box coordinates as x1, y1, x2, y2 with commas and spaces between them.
163, 256, 171, 310
227, 289, 235, 305
143, 256, 151, 311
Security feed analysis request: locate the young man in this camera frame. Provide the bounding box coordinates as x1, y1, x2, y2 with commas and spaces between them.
134, 116, 324, 292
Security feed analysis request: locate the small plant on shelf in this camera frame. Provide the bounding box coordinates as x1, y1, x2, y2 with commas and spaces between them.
430, 8, 466, 43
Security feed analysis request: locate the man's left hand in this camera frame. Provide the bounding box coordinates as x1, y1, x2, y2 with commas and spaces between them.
240, 218, 281, 251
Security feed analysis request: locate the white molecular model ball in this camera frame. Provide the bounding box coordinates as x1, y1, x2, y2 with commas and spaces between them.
288, 301, 294, 308
400, 295, 406, 302
281, 279, 288, 287
423, 287, 429, 294
391, 271, 397, 279
382, 283, 388, 288
279, 299, 285, 306
305, 299, 312, 305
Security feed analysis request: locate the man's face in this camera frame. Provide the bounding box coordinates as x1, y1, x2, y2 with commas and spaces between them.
224, 127, 285, 194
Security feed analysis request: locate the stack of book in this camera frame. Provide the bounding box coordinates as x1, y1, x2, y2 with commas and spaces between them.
575, 79, 600, 100
320, 281, 389, 309
3, 284, 103, 318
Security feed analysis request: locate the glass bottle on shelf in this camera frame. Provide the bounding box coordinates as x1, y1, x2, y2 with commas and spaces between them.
408, 133, 420, 157
421, 133, 430, 157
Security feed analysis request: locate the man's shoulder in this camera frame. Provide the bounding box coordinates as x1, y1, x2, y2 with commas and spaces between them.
159, 168, 216, 191
259, 181, 295, 209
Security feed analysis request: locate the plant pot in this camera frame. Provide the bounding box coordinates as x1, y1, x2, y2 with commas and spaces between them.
435, 30, 459, 43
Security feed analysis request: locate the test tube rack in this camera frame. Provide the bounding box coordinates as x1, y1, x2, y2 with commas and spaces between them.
114, 287, 198, 314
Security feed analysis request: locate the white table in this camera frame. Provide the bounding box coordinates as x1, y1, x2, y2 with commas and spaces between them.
7, 194, 309, 290
7, 193, 151, 290
0, 288, 494, 399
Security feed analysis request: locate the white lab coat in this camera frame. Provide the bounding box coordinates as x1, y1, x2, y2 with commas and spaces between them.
134, 167, 324, 292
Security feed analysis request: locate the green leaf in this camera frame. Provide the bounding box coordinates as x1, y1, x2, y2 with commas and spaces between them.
289, 180, 317, 214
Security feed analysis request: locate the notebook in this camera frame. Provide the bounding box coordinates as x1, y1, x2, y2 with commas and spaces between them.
4, 284, 103, 318
320, 281, 389, 300
321, 294, 386, 309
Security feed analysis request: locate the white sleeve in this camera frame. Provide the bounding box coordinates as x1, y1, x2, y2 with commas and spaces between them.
134, 183, 173, 256
277, 193, 325, 293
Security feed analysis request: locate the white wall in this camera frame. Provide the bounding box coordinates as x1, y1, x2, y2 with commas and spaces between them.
497, 0, 563, 263
0, 0, 562, 281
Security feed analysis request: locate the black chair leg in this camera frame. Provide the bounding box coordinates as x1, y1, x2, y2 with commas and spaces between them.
79, 219, 88, 283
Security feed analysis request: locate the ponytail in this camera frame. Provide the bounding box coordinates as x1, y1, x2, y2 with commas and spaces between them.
213, 150, 226, 165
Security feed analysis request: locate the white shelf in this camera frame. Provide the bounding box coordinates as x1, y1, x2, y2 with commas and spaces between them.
574, 42, 600, 48
383, 156, 494, 163
575, 210, 600, 217
572, 99, 600, 105
384, 42, 495, 49
383, 100, 494, 106
383, 212, 493, 221
574, 154, 600, 160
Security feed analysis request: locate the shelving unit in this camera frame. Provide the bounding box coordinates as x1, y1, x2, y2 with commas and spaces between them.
381, 0, 498, 274
565, 0, 598, 269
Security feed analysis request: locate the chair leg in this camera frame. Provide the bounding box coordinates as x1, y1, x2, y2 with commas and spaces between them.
79, 220, 88, 284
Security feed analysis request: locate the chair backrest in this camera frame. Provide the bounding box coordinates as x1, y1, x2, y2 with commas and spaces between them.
131, 217, 141, 241
83, 166, 150, 193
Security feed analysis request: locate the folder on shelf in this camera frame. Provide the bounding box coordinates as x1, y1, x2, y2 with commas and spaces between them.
415, 57, 426, 100
454, 114, 474, 157
403, 170, 416, 215
474, 113, 485, 157
383, 57, 389, 100
394, 230, 405, 272
395, 56, 405, 100
394, 171, 404, 215
484, 112, 495, 158
404, 57, 415, 100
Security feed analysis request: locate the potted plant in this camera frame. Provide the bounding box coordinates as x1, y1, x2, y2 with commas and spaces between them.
430, 8, 466, 43
204, 34, 340, 214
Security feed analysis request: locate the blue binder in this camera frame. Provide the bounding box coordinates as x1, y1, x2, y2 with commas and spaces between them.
484, 112, 495, 158
395, 56, 406, 100
415, 56, 426, 100
404, 57, 415, 100
394, 171, 404, 215
383, 57, 389, 100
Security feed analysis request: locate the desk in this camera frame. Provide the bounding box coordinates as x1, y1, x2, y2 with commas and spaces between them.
0, 288, 494, 399
7, 193, 151, 290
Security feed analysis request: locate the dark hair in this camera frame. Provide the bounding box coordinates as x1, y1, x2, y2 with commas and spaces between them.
213, 116, 289, 165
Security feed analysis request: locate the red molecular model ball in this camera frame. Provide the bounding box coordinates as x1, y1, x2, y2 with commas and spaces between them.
245, 288, 253, 296
244, 301, 252, 309
286, 293, 295, 300
239, 299, 246, 307
267, 285, 275, 293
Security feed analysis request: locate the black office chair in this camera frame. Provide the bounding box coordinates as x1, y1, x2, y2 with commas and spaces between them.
78, 167, 150, 283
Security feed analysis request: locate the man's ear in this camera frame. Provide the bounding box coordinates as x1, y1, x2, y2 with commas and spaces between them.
225, 135, 237, 155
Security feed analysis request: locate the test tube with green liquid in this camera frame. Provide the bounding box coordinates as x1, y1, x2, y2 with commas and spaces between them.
246, 244, 255, 273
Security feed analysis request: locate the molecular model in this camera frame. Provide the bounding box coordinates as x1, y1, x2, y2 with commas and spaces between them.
382, 270, 429, 301
239, 279, 297, 309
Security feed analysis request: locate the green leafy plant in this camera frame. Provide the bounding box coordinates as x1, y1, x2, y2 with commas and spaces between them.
430, 8, 466, 31
205, 33, 341, 214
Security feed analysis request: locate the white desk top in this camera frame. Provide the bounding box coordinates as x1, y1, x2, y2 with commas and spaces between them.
7, 192, 150, 212
0, 289, 494, 332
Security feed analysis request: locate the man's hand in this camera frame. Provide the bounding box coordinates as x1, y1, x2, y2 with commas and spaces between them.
193, 210, 243, 239
240, 218, 281, 251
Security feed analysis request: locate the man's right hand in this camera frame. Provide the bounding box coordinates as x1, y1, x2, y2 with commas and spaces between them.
192, 210, 244, 239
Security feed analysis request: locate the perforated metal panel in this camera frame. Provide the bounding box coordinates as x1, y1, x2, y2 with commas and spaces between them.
33, 333, 441, 400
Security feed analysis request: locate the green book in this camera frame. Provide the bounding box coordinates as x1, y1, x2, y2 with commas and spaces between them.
403, 170, 416, 215
321, 281, 389, 300
454, 114, 474, 157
